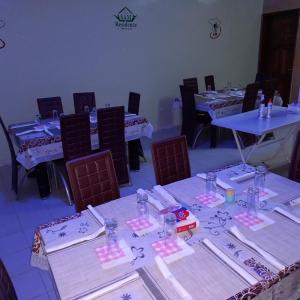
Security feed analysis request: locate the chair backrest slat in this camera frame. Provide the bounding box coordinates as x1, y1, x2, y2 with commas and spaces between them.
204, 75, 216, 91
37, 97, 63, 119
128, 92, 140, 115
73, 92, 96, 114
183, 77, 199, 95
152, 135, 191, 185
242, 83, 260, 113
66, 151, 120, 212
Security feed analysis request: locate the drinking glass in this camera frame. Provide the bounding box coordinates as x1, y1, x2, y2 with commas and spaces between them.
105, 218, 119, 251
164, 213, 177, 241
247, 186, 259, 216
137, 193, 149, 219
206, 172, 217, 196
52, 110, 58, 121
84, 105, 90, 113
254, 165, 267, 192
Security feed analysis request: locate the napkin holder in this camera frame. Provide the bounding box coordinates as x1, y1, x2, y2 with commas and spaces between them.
172, 207, 199, 233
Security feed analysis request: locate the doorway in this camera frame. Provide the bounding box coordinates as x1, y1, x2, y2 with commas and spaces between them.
258, 9, 299, 106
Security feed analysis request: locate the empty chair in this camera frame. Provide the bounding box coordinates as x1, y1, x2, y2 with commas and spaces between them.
97, 106, 129, 185
128, 92, 140, 115
204, 75, 216, 91
242, 83, 260, 113
180, 85, 210, 148
57, 112, 92, 204
37, 96, 63, 119
289, 131, 300, 183
262, 79, 277, 104
66, 151, 120, 212
151, 135, 191, 186
73, 92, 96, 113
183, 77, 199, 94
0, 259, 18, 300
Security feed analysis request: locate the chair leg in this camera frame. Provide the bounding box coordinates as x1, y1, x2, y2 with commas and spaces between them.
11, 164, 18, 195
137, 139, 146, 162
57, 170, 73, 206
192, 125, 205, 149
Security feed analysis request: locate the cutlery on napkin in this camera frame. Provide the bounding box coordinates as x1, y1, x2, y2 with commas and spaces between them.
137, 188, 164, 210
273, 207, 300, 225
153, 185, 178, 206
87, 205, 105, 226
196, 173, 233, 189
229, 226, 285, 270
78, 272, 139, 300
155, 256, 193, 300
202, 238, 258, 285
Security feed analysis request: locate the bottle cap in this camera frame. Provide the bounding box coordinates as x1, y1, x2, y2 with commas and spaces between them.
268, 98, 272, 103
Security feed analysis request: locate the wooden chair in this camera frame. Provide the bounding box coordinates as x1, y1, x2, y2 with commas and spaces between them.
262, 79, 277, 105
289, 131, 300, 183
180, 85, 210, 148
57, 113, 92, 205
97, 106, 129, 185
152, 135, 191, 186
183, 77, 199, 94
37, 96, 63, 119
204, 75, 216, 91
128, 92, 140, 115
73, 92, 96, 113
239, 83, 260, 147
66, 151, 120, 212
0, 259, 18, 300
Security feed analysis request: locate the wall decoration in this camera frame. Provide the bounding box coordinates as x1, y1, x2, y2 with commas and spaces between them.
114, 7, 137, 30
0, 19, 5, 49
209, 18, 221, 39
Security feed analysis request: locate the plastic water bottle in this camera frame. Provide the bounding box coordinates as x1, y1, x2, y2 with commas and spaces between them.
266, 98, 272, 118
136, 193, 149, 219
258, 95, 265, 119
206, 172, 217, 196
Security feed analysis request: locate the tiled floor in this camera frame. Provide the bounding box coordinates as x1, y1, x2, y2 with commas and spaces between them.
0, 128, 288, 299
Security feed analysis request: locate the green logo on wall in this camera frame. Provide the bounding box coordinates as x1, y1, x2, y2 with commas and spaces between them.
114, 7, 137, 30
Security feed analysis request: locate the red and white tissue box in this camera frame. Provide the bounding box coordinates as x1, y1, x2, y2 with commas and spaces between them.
172, 207, 199, 233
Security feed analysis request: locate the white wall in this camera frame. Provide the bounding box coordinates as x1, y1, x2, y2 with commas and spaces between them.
0, 0, 263, 165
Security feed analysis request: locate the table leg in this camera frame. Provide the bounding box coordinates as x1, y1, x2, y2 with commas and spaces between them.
232, 130, 246, 164
35, 163, 51, 198
244, 134, 266, 162
128, 140, 140, 171
210, 125, 217, 148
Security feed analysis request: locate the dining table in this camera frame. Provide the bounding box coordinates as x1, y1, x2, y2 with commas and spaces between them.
8, 113, 153, 197
30, 163, 300, 299
212, 106, 300, 166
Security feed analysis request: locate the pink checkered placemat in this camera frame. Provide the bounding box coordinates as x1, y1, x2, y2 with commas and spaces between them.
195, 193, 224, 208
95, 239, 134, 269
126, 216, 160, 237
242, 188, 278, 202
234, 212, 275, 231
151, 238, 194, 264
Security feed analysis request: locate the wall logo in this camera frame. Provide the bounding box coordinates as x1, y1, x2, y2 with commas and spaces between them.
209, 18, 221, 39
114, 7, 137, 30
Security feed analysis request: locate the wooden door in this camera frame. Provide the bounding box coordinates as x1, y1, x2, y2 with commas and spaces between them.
258, 9, 299, 106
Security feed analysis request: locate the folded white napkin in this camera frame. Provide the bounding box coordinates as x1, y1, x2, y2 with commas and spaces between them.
202, 238, 258, 285
10, 121, 37, 129
230, 172, 256, 182
80, 272, 139, 300
136, 189, 164, 210
197, 173, 233, 189
15, 128, 44, 136
153, 185, 178, 206
229, 226, 285, 270
155, 256, 193, 300
273, 207, 300, 224
87, 205, 105, 226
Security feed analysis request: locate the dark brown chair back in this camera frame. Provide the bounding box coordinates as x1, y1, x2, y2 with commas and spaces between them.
60, 113, 91, 162
128, 92, 140, 115
73, 92, 96, 114
183, 77, 199, 94
289, 131, 300, 183
37, 97, 63, 119
180, 85, 197, 147
204, 75, 216, 91
242, 83, 260, 113
0, 259, 18, 300
152, 135, 191, 185
262, 79, 277, 105
66, 151, 120, 212
97, 106, 129, 185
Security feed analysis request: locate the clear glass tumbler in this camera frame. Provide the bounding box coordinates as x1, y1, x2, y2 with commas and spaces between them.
247, 186, 259, 216
206, 172, 217, 196
105, 218, 118, 251
164, 213, 177, 241
137, 193, 149, 219
254, 165, 267, 192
